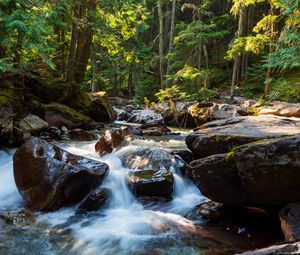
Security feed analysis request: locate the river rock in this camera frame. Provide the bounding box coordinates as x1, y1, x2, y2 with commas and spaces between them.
78, 188, 110, 212
279, 203, 300, 242
95, 130, 128, 155
140, 122, 172, 136
19, 115, 48, 134
238, 242, 300, 255
13, 137, 109, 211
188, 154, 247, 205
120, 148, 186, 173
69, 129, 97, 141
186, 115, 300, 159
114, 108, 131, 121
128, 110, 163, 124
171, 149, 194, 164
127, 170, 174, 197
0, 210, 36, 226
188, 135, 300, 207
258, 101, 300, 118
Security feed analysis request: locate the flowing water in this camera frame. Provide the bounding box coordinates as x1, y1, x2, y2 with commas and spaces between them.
0, 130, 278, 255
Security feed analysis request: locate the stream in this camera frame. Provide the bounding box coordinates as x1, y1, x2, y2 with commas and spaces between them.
0, 128, 279, 255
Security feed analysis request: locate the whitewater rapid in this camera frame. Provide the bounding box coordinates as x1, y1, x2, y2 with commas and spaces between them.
0, 134, 206, 255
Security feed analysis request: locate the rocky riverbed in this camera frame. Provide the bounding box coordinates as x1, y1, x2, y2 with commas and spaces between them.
0, 96, 300, 254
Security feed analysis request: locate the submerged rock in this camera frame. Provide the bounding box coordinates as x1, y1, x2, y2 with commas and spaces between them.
186, 115, 300, 159
280, 203, 300, 242
127, 170, 174, 198
13, 137, 109, 211
19, 115, 48, 135
188, 135, 300, 207
78, 188, 110, 212
0, 210, 35, 226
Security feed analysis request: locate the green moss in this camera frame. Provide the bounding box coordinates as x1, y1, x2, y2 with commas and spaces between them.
0, 88, 16, 106
225, 151, 235, 162
248, 107, 260, 116
134, 171, 156, 180
0, 88, 22, 112
231, 137, 291, 152
68, 90, 92, 111
44, 103, 91, 124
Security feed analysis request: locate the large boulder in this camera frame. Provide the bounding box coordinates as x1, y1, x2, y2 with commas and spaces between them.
258, 101, 300, 118
188, 154, 247, 205
163, 102, 246, 128
19, 115, 48, 135
44, 103, 92, 130
186, 115, 300, 159
127, 170, 174, 197
239, 242, 300, 255
13, 137, 109, 211
86, 92, 117, 122
279, 203, 300, 242
188, 135, 300, 207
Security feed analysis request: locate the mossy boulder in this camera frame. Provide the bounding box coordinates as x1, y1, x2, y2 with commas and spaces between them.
186, 115, 300, 159
87, 92, 117, 122
69, 91, 117, 123
43, 103, 93, 130
67, 89, 92, 112
188, 135, 300, 207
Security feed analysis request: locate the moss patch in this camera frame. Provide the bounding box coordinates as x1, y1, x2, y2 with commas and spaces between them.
68, 90, 92, 111
44, 103, 91, 124
225, 151, 235, 162
0, 88, 22, 111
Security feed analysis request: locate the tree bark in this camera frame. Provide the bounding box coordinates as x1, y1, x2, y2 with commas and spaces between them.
157, 0, 164, 89
166, 0, 176, 81
230, 7, 246, 100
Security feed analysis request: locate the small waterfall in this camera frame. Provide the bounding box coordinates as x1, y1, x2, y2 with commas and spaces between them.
0, 135, 205, 255
0, 150, 22, 210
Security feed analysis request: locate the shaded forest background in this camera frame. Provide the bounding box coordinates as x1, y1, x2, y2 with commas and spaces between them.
0, 0, 299, 105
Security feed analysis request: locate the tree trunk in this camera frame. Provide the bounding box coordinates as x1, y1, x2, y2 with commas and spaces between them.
264, 4, 276, 98
128, 65, 133, 98
74, 0, 97, 84
66, 2, 80, 82
166, 0, 176, 81
230, 7, 246, 100
157, 0, 164, 89
203, 45, 209, 88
